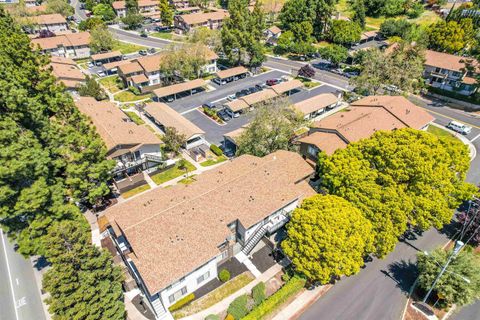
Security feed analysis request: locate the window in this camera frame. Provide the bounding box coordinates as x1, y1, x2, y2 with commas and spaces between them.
168, 286, 187, 304
307, 145, 319, 157
197, 271, 210, 284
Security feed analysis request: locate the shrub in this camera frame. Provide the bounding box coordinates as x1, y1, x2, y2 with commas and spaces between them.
225, 315, 235, 320
168, 293, 195, 312
251, 282, 266, 306
204, 315, 220, 320
428, 86, 480, 105
281, 273, 291, 282
128, 85, 141, 95
243, 276, 306, 320
227, 294, 248, 320
210, 144, 223, 157
219, 269, 231, 282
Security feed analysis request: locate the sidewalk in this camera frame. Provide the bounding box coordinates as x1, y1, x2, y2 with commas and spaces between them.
30, 256, 52, 320
180, 263, 283, 320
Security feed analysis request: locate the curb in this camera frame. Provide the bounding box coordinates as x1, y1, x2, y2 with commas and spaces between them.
289, 285, 333, 320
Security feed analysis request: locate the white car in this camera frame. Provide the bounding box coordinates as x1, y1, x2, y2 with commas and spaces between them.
97, 71, 106, 77
226, 94, 236, 101
447, 121, 472, 135
87, 62, 94, 68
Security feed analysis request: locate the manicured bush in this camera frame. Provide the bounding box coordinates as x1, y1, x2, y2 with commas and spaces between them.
281, 273, 291, 282
210, 144, 223, 157
168, 293, 195, 312
251, 282, 266, 306
219, 269, 231, 282
243, 276, 306, 320
128, 85, 141, 95
204, 315, 220, 320
227, 294, 248, 320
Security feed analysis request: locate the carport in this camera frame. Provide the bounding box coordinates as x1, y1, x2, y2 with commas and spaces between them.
91, 51, 123, 65
214, 66, 249, 85
152, 79, 207, 102
223, 126, 247, 156
225, 99, 250, 114
271, 79, 304, 96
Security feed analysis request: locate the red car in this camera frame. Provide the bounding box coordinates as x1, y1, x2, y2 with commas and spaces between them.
266, 79, 280, 86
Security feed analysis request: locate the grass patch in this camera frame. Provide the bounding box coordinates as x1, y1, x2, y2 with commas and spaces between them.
202, 73, 216, 80
112, 40, 147, 54
200, 155, 227, 167
98, 75, 122, 94
295, 77, 321, 89
114, 91, 152, 102
150, 32, 185, 41
122, 184, 151, 198
75, 57, 91, 64
427, 125, 459, 144
409, 10, 441, 27
123, 111, 145, 125
172, 272, 255, 318
178, 174, 197, 184
150, 160, 196, 185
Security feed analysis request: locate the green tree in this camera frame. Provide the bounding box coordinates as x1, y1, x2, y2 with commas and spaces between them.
350, 0, 366, 28
318, 44, 348, 66
93, 3, 116, 21
188, 27, 222, 51
78, 16, 105, 31
122, 12, 143, 29
46, 0, 74, 16
279, 0, 313, 31
383, 0, 406, 16
42, 221, 125, 320
275, 30, 295, 54
282, 195, 375, 283
163, 127, 186, 155
380, 18, 413, 38
318, 129, 475, 257
328, 20, 362, 46
78, 75, 107, 100
364, 0, 386, 16
427, 19, 475, 53
417, 248, 480, 307
159, 0, 173, 26
125, 0, 139, 12
236, 97, 305, 157
90, 24, 115, 52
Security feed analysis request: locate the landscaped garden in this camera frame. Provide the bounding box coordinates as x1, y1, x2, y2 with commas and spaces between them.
200, 155, 227, 167
114, 90, 152, 102
150, 159, 196, 185
295, 77, 321, 89
123, 111, 145, 125
98, 75, 123, 94
112, 41, 147, 54
121, 184, 151, 199
427, 125, 459, 144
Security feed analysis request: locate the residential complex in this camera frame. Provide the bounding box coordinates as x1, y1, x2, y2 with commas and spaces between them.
174, 10, 229, 33
49, 56, 85, 89
30, 13, 68, 33
31, 32, 91, 59
112, 0, 159, 18
102, 150, 315, 319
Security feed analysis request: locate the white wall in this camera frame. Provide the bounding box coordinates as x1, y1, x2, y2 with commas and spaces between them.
159, 257, 218, 308
138, 144, 161, 158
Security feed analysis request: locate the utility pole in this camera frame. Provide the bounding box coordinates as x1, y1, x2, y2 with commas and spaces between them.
422, 240, 464, 303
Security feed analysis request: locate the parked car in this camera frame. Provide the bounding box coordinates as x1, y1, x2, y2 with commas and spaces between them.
154, 26, 171, 32
266, 79, 280, 86
248, 86, 260, 94
235, 89, 249, 98
225, 108, 240, 118
79, 3, 85, 9
85, 11, 92, 17
139, 50, 148, 56
226, 94, 236, 101
87, 61, 94, 68
140, 30, 148, 37
95, 61, 103, 66
203, 103, 216, 110
213, 78, 227, 85
97, 71, 106, 77
447, 121, 472, 135
217, 109, 232, 122
147, 48, 156, 54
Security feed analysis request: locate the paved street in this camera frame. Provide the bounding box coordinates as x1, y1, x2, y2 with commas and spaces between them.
300, 103, 480, 320
0, 230, 46, 320
70, 0, 87, 20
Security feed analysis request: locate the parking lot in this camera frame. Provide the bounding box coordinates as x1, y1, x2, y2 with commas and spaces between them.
165, 69, 342, 145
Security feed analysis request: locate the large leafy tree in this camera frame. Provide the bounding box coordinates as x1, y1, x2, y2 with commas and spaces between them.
43, 221, 125, 320
427, 19, 475, 53
318, 129, 476, 257
89, 25, 115, 53
236, 97, 305, 157
417, 248, 480, 307
221, 0, 265, 67
318, 44, 348, 66
159, 0, 174, 26
328, 20, 362, 46
350, 0, 366, 28
93, 3, 116, 21
46, 0, 75, 16
282, 195, 375, 283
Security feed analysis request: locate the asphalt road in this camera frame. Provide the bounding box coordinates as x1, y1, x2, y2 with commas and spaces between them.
109, 27, 173, 49
300, 103, 480, 320
0, 230, 46, 320
70, 0, 87, 21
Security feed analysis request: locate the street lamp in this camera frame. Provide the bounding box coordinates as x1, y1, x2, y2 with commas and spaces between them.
422, 240, 466, 303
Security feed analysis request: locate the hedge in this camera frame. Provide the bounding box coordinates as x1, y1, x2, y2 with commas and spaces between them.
219, 269, 231, 282
168, 293, 195, 312
428, 86, 480, 105
251, 282, 266, 306
242, 276, 306, 320
227, 294, 248, 320
210, 144, 223, 157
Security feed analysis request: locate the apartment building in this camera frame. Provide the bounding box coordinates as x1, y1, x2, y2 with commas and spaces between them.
31, 13, 68, 33
424, 50, 478, 96
102, 150, 315, 319
174, 10, 229, 34
112, 0, 159, 18
31, 32, 91, 59
49, 56, 86, 89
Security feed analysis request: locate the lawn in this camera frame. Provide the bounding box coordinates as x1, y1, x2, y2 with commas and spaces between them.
296, 77, 321, 89
409, 10, 441, 27
172, 272, 255, 318
200, 155, 227, 167
75, 57, 91, 65
178, 174, 197, 184
427, 125, 459, 144
150, 32, 185, 41
114, 91, 152, 102
122, 184, 151, 199
98, 75, 122, 94
112, 41, 147, 54
150, 160, 196, 185
124, 111, 145, 125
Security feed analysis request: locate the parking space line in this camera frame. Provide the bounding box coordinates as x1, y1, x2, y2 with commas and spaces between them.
471, 133, 480, 142
180, 107, 200, 115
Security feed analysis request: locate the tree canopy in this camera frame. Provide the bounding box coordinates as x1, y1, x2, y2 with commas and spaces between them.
318, 44, 348, 66
89, 24, 115, 53
282, 195, 374, 283
318, 129, 476, 257
236, 97, 305, 157
328, 20, 362, 46
427, 19, 475, 53
417, 248, 480, 307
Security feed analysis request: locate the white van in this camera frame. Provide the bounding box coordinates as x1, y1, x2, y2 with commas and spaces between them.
447, 121, 472, 135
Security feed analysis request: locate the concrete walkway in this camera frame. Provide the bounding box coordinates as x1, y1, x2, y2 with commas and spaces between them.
180, 263, 283, 320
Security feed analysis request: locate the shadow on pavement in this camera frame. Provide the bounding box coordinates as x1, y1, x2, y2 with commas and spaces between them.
382, 260, 418, 295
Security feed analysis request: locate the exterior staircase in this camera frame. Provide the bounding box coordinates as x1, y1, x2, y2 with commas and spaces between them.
242, 224, 268, 255
151, 298, 172, 320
